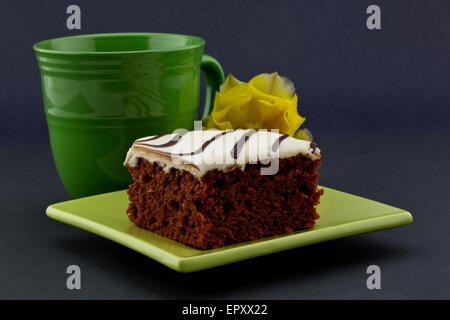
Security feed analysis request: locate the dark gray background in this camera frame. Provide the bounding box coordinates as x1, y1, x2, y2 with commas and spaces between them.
0, 0, 449, 299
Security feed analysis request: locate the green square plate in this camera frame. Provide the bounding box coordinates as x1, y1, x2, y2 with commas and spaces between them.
46, 187, 412, 273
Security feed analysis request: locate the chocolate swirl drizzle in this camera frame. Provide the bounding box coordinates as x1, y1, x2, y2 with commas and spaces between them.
133, 130, 299, 160
135, 133, 168, 143
135, 130, 188, 148
170, 131, 232, 157
126, 129, 320, 178
272, 134, 290, 152
231, 130, 257, 159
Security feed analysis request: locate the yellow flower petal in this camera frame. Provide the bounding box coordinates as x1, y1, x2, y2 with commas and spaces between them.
219, 74, 244, 93
206, 72, 308, 139
249, 72, 295, 100
294, 128, 313, 142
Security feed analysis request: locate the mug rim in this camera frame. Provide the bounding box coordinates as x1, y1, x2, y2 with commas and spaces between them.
33, 32, 205, 55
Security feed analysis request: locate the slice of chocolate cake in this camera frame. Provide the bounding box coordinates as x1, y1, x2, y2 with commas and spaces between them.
124, 129, 323, 249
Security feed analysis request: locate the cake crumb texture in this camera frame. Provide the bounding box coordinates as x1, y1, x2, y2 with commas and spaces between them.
127, 155, 323, 249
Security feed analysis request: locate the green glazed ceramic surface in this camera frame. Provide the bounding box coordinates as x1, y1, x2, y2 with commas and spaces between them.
46, 187, 413, 273
34, 33, 224, 199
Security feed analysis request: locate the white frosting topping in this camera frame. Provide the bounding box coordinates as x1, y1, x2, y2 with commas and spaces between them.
124, 129, 320, 178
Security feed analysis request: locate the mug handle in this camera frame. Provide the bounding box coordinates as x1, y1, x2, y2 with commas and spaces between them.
200, 54, 225, 119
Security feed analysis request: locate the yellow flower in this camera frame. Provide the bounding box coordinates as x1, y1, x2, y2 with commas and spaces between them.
294, 128, 313, 141
205, 72, 308, 138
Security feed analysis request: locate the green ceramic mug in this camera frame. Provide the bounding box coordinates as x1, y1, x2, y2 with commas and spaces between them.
34, 33, 224, 199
